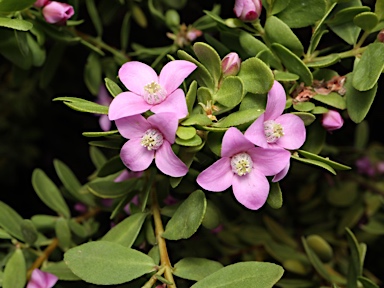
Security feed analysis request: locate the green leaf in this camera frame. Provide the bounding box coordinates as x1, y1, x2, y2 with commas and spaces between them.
276, 0, 327, 28
326, 181, 358, 207
177, 126, 197, 140
306, 54, 340, 68
265, 16, 304, 57
190, 262, 284, 288
271, 43, 313, 85
27, 33, 45, 67
90, 146, 107, 169
53, 97, 108, 114
176, 135, 203, 146
97, 156, 125, 177
39, 42, 65, 88
354, 120, 369, 149
313, 92, 346, 109
375, 0, 384, 20
0, 201, 24, 241
186, 81, 197, 114
0, 0, 35, 12
291, 155, 336, 175
31, 214, 57, 230
358, 276, 380, 288
84, 52, 102, 96
354, 12, 379, 31
345, 228, 362, 278
181, 114, 212, 126
162, 190, 207, 240
214, 76, 244, 108
85, 0, 103, 36
352, 43, 384, 91
302, 237, 332, 281
237, 57, 274, 94
345, 75, 378, 123
0, 18, 33, 31
174, 258, 224, 281
201, 200, 221, 230
328, 21, 360, 45
213, 109, 264, 128
64, 241, 156, 285
297, 150, 351, 170
291, 112, 316, 126
293, 102, 315, 112
327, 7, 371, 26
87, 179, 140, 198
102, 212, 147, 248
55, 218, 71, 251
194, 42, 221, 85
267, 182, 283, 209
104, 78, 122, 97
301, 120, 326, 154
264, 215, 298, 249
42, 261, 81, 281
20, 220, 38, 245
82, 130, 119, 137
32, 169, 71, 218
306, 235, 333, 262
274, 71, 299, 82
54, 159, 96, 206
0, 29, 32, 69
3, 249, 26, 288
311, 106, 328, 114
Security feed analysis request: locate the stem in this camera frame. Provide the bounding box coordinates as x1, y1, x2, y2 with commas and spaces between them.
141, 266, 166, 288
152, 190, 176, 288
355, 30, 370, 49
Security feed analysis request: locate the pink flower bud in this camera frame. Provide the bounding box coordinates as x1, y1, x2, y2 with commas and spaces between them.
377, 29, 384, 43
42, 1, 74, 25
322, 110, 344, 131
234, 0, 262, 22
34, 0, 50, 8
221, 52, 241, 77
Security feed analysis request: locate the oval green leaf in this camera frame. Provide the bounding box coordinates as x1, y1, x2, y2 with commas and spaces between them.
42, 261, 81, 281
87, 179, 139, 198
354, 12, 379, 31
266, 182, 283, 209
214, 76, 244, 108
194, 42, 221, 85
0, 18, 33, 31
0, 201, 24, 241
104, 78, 122, 97
174, 257, 224, 281
3, 249, 26, 288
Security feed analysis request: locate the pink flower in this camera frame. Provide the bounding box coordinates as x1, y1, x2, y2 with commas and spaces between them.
355, 156, 375, 177
42, 1, 74, 25
221, 52, 241, 77
115, 113, 188, 177
34, 0, 50, 8
196, 127, 290, 210
244, 81, 306, 181
234, 0, 262, 22
322, 110, 344, 131
96, 85, 113, 132
27, 269, 58, 288
108, 60, 196, 121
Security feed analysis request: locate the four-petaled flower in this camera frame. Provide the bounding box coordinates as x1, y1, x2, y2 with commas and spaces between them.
196, 127, 290, 210
27, 269, 58, 288
115, 112, 188, 177
108, 60, 197, 121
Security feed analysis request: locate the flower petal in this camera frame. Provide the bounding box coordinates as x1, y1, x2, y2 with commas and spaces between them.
27, 269, 58, 288
272, 161, 290, 182
99, 115, 112, 132
108, 92, 152, 120
248, 147, 291, 176
159, 60, 197, 94
120, 138, 154, 171
196, 157, 233, 192
264, 80, 286, 120
221, 127, 255, 158
150, 89, 188, 120
244, 113, 268, 148
118, 61, 158, 95
232, 169, 269, 210
155, 141, 188, 177
115, 114, 151, 139
275, 113, 306, 149
147, 113, 179, 143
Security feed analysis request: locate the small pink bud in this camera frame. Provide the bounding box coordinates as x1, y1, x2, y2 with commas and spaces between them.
34, 0, 50, 8
221, 52, 241, 77
42, 1, 74, 25
322, 110, 343, 131
186, 28, 202, 42
234, 0, 262, 22
377, 29, 384, 43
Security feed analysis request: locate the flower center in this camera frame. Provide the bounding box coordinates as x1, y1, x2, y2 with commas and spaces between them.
143, 82, 167, 105
231, 152, 253, 176
141, 129, 164, 150
264, 120, 284, 143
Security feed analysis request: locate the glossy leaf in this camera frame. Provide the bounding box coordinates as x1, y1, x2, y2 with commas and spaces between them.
53, 97, 109, 114
174, 257, 223, 281
0, 18, 33, 31
32, 169, 71, 218
87, 178, 139, 198
177, 126, 197, 140
3, 249, 26, 288
64, 241, 156, 285
176, 135, 203, 146
297, 150, 351, 170
102, 212, 147, 248
104, 78, 122, 97
352, 43, 384, 91
163, 190, 206, 240
291, 155, 336, 175
190, 262, 284, 288
0, 201, 24, 241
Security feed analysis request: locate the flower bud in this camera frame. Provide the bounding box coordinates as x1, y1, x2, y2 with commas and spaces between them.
42, 1, 74, 25
377, 29, 384, 43
322, 110, 343, 131
221, 52, 241, 77
233, 0, 262, 22
34, 0, 50, 8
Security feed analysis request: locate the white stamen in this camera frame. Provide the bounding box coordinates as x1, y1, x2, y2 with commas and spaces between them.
231, 152, 253, 176
143, 82, 167, 104
264, 120, 284, 143
141, 128, 164, 150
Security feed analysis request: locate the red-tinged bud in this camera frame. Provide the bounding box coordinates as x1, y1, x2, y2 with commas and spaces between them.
34, 0, 50, 8
322, 110, 344, 132
42, 1, 74, 25
221, 52, 241, 77
234, 0, 262, 22
377, 29, 384, 43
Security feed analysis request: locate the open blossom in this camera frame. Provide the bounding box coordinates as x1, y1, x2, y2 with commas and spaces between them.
42, 1, 74, 25
322, 110, 344, 131
115, 112, 188, 177
197, 127, 290, 210
234, 0, 262, 22
108, 60, 196, 121
27, 269, 58, 288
